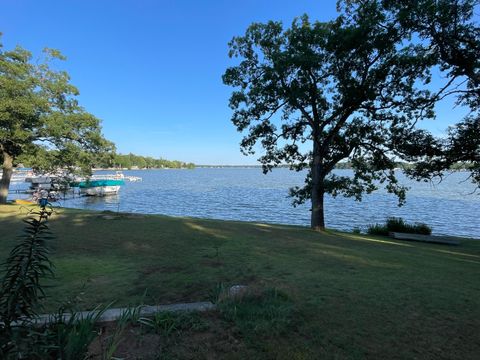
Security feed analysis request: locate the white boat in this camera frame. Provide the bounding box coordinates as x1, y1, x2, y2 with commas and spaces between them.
80, 185, 121, 196
91, 171, 142, 182
74, 179, 125, 196
2, 168, 34, 183
24, 171, 134, 197
25, 175, 57, 189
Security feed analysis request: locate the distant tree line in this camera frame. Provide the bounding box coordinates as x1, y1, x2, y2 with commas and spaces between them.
334, 162, 474, 171
104, 153, 195, 169
13, 151, 195, 170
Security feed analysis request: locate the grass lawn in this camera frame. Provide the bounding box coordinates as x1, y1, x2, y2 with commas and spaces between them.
1, 204, 480, 359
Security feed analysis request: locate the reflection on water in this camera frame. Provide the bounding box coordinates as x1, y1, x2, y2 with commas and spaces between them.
9, 168, 480, 238
84, 194, 121, 207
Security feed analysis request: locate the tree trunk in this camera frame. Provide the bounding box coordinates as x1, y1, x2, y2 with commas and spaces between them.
311, 143, 325, 231
0, 152, 14, 204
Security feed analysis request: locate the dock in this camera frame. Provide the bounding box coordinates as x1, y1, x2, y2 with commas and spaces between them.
389, 232, 461, 245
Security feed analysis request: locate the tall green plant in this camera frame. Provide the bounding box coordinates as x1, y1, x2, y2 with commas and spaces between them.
0, 203, 55, 355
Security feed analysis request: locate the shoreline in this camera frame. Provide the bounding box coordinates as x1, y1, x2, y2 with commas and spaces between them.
5, 203, 479, 241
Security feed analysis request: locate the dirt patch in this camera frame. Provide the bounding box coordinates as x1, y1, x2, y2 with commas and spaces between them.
88, 322, 161, 359
87, 312, 251, 359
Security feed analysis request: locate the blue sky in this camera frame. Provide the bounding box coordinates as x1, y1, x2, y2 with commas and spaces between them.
1, 0, 467, 165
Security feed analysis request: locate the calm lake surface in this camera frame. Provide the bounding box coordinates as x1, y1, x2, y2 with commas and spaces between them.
10, 168, 480, 238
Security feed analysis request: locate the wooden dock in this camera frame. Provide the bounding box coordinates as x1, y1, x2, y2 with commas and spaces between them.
389, 232, 461, 245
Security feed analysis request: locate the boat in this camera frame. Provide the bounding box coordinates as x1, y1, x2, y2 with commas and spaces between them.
0, 168, 34, 183
24, 171, 131, 197
75, 179, 125, 196
10, 168, 34, 183
25, 174, 71, 192
25, 175, 56, 189
91, 171, 142, 182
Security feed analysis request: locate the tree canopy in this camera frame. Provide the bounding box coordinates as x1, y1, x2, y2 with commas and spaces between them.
223, 0, 480, 230
223, 5, 437, 230
0, 39, 113, 203
342, 0, 480, 188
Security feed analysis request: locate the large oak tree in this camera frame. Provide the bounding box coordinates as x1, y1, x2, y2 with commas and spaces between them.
223, 5, 435, 230
0, 40, 113, 204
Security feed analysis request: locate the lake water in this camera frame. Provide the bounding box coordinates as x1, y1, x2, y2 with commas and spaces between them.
9, 168, 480, 238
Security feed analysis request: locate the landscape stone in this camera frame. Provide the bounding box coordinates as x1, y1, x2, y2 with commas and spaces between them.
15, 301, 216, 327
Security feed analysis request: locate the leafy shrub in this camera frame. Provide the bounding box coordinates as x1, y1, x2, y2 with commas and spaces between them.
367, 217, 432, 236
413, 222, 433, 235
366, 223, 389, 236
0, 205, 54, 328
0, 204, 55, 357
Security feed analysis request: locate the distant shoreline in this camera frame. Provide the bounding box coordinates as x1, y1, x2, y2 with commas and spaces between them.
93, 165, 474, 171
92, 167, 195, 171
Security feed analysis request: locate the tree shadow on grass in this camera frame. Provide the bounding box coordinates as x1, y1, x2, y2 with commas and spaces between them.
2, 205, 480, 310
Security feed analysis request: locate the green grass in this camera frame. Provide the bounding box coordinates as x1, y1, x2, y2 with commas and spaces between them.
1, 204, 480, 359
139, 310, 210, 336
217, 287, 297, 338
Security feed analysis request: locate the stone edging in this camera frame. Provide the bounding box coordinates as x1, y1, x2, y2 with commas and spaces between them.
16, 301, 216, 326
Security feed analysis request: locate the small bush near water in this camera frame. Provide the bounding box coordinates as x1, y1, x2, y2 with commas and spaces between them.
367, 217, 432, 236
352, 227, 362, 234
